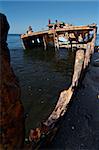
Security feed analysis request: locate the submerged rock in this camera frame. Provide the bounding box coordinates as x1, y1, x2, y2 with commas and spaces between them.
0, 13, 25, 149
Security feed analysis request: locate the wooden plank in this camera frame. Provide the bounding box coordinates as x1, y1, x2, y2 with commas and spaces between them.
84, 43, 91, 69
43, 36, 47, 50
72, 49, 84, 88
21, 24, 96, 39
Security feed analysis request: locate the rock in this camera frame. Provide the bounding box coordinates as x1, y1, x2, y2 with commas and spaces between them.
0, 13, 25, 149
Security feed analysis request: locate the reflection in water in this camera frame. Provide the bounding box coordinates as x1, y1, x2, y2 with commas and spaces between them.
23, 47, 75, 137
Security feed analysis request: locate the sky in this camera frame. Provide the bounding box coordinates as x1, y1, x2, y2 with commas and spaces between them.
0, 1, 99, 34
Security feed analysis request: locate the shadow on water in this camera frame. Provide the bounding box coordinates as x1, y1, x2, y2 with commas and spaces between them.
22, 47, 75, 137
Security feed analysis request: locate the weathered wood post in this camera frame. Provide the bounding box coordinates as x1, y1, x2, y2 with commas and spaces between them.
72, 49, 85, 88
70, 39, 72, 50
53, 32, 59, 50
84, 42, 91, 69
90, 27, 97, 54
65, 32, 69, 49
43, 35, 47, 50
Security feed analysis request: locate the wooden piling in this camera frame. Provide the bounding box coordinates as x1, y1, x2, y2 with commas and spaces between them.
72, 49, 85, 88
43, 35, 47, 50
84, 43, 91, 69
90, 28, 97, 54
54, 33, 59, 50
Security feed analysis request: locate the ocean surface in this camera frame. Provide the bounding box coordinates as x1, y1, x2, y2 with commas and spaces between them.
7, 34, 99, 137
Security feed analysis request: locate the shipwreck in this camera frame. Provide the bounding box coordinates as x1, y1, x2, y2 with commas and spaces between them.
20, 21, 97, 149
21, 20, 97, 51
